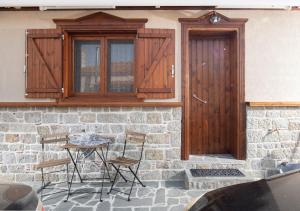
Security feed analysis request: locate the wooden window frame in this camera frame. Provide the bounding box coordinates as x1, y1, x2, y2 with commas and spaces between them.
179, 12, 248, 160
53, 12, 148, 103
69, 34, 136, 99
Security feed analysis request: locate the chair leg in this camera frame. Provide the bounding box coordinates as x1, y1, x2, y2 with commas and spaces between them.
110, 163, 127, 182
40, 168, 44, 201
128, 166, 145, 187
108, 165, 120, 195
127, 167, 136, 201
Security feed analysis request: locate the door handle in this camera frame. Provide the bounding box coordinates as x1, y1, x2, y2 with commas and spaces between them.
192, 94, 207, 104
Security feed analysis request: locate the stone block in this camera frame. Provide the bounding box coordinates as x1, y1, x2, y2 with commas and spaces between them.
272, 119, 289, 129
1, 113, 17, 122
289, 121, 300, 130
55, 107, 69, 113
24, 112, 41, 123
172, 108, 182, 120
16, 173, 34, 182
9, 144, 24, 151
42, 113, 59, 123
146, 113, 162, 124
247, 108, 266, 117
37, 126, 50, 135
20, 134, 36, 144
80, 113, 96, 123
2, 153, 16, 164
166, 149, 180, 160
247, 118, 271, 130
170, 132, 181, 147
50, 125, 69, 134
5, 134, 19, 143
129, 112, 146, 123
97, 113, 128, 123
167, 121, 181, 132
110, 124, 124, 133
70, 125, 87, 133
140, 170, 162, 180
247, 130, 264, 143
261, 159, 276, 169
280, 109, 300, 118
145, 149, 164, 160
146, 133, 170, 144
162, 112, 172, 121
266, 110, 280, 118
162, 170, 184, 180
0, 124, 9, 132
63, 114, 79, 123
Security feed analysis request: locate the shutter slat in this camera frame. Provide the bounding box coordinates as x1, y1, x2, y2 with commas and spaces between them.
136, 28, 175, 99
26, 29, 63, 98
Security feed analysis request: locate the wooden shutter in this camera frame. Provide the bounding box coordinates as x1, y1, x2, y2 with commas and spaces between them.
136, 28, 175, 99
26, 29, 63, 98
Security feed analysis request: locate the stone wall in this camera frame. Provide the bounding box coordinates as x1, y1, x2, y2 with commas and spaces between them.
0, 107, 182, 182
1, 106, 300, 182
246, 106, 300, 177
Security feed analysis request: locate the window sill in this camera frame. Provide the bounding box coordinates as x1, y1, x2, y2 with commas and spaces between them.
57, 96, 182, 107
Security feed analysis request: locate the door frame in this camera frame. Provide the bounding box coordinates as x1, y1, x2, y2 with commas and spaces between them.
179, 12, 248, 160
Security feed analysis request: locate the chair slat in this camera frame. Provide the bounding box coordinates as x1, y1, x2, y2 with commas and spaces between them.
34, 158, 71, 169
40, 137, 69, 144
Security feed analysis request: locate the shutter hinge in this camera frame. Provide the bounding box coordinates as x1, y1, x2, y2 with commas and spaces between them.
23, 65, 27, 73
61, 87, 64, 93
61, 34, 64, 40
171, 65, 175, 78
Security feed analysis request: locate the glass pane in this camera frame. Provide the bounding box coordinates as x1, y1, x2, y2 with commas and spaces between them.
108, 40, 134, 93
74, 40, 100, 93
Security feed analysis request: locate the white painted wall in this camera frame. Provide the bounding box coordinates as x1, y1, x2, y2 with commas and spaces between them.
1, 10, 300, 102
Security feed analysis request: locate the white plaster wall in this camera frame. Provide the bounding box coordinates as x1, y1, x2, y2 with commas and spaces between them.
1, 10, 300, 102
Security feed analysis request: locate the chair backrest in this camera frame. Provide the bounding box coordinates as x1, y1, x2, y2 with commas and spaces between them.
126, 131, 146, 144
40, 133, 69, 162
122, 130, 146, 159
40, 133, 69, 144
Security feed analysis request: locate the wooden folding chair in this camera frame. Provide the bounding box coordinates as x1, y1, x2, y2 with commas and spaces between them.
107, 130, 146, 201
34, 133, 70, 201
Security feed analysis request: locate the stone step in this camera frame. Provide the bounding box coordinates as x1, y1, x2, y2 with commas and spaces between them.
184, 169, 258, 190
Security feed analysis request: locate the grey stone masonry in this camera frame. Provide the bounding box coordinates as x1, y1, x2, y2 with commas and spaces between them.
246, 106, 300, 177
1, 106, 300, 183
0, 107, 182, 182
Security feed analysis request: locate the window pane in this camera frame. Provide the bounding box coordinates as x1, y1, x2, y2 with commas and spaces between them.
108, 40, 134, 93
74, 40, 100, 93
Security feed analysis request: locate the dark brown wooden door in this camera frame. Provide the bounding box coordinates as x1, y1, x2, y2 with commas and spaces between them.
189, 35, 233, 155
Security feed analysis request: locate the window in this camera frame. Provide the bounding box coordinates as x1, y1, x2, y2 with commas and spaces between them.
72, 36, 135, 96
25, 12, 175, 102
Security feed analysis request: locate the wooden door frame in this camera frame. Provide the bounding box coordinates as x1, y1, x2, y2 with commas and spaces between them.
179, 12, 248, 160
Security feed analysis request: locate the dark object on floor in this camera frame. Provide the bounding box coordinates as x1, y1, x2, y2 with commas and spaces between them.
278, 162, 300, 173
0, 183, 39, 210
188, 169, 300, 211
190, 169, 245, 177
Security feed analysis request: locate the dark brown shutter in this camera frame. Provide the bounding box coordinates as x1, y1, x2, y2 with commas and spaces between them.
136, 28, 175, 99
26, 29, 63, 98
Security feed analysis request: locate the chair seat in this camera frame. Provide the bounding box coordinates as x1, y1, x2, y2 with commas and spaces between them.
34, 158, 71, 170
107, 157, 139, 167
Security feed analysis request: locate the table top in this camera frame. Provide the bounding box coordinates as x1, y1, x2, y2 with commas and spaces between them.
62, 134, 113, 149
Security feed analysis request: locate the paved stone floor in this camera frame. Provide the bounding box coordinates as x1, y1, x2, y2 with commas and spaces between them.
41, 181, 206, 211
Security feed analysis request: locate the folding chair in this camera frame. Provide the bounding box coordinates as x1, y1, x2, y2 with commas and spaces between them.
34, 133, 70, 201
107, 130, 146, 201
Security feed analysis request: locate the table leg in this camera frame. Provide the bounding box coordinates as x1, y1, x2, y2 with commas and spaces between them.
66, 148, 83, 182
95, 149, 111, 182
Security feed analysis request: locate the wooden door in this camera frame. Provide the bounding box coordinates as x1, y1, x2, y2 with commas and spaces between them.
189, 35, 233, 155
